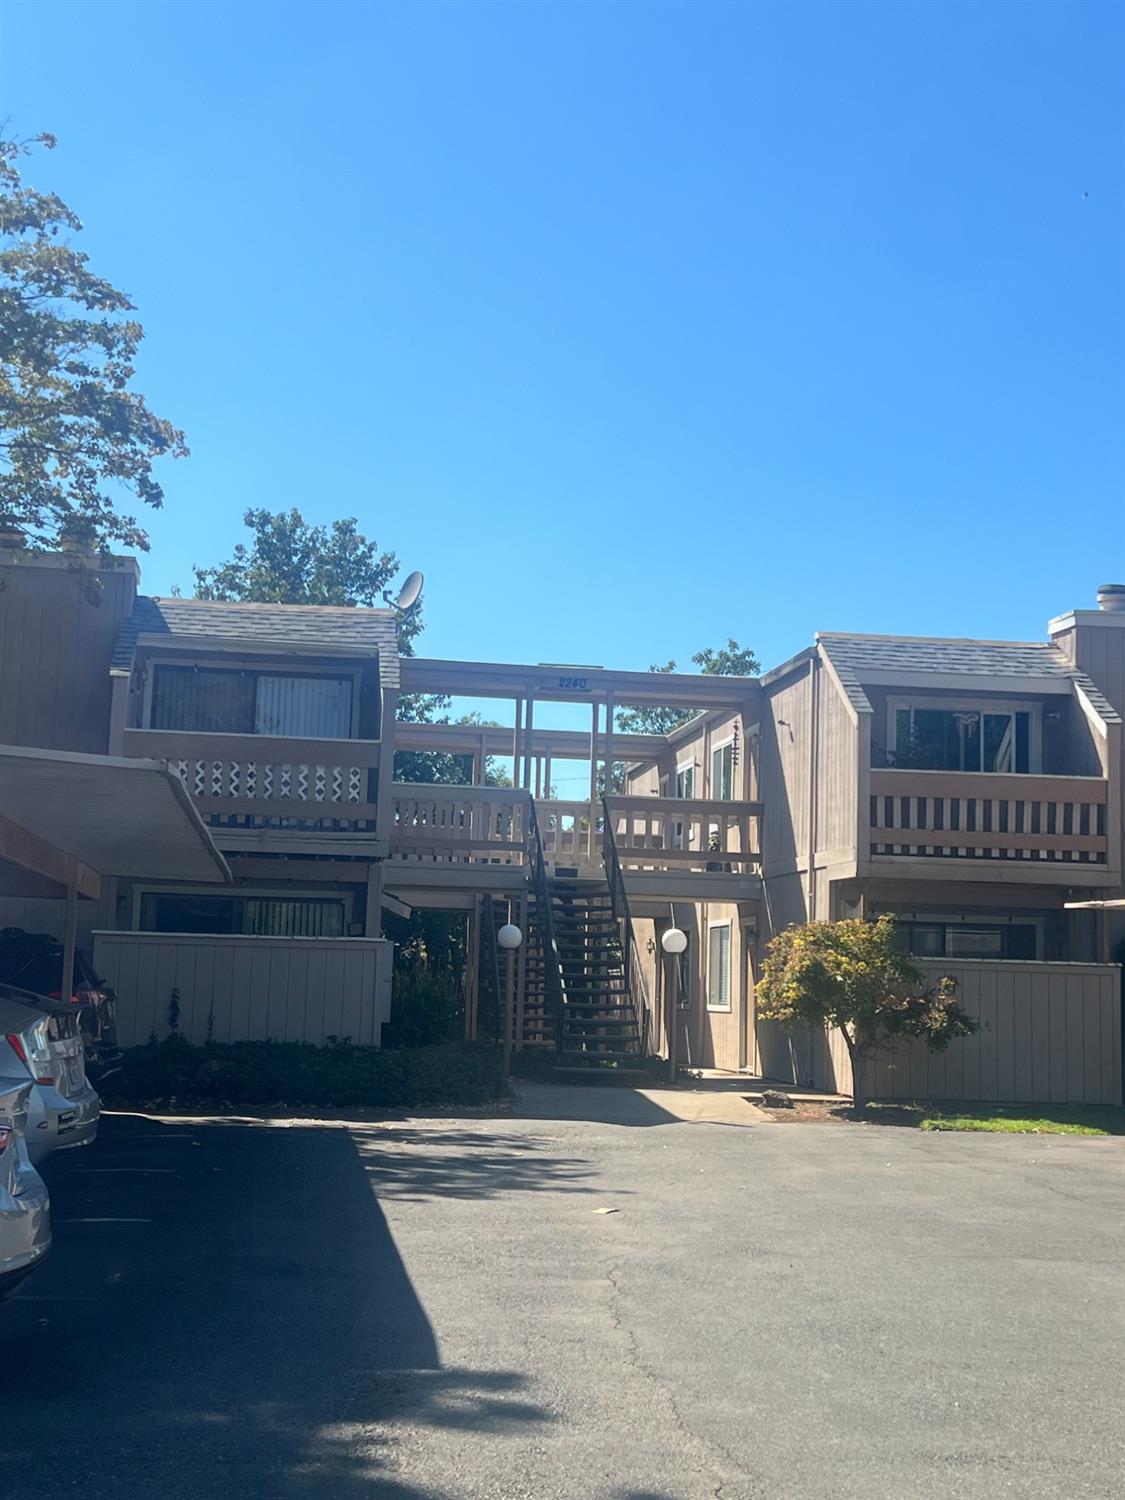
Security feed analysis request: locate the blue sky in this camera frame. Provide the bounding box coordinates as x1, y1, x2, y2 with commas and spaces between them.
4, 0, 1123, 708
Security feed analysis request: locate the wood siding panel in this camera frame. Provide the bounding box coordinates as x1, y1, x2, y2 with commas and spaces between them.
94, 933, 394, 1047
0, 558, 136, 754
815, 665, 858, 856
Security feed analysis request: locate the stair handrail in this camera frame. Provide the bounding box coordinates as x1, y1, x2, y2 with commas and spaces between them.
601, 797, 652, 1057
526, 799, 567, 1052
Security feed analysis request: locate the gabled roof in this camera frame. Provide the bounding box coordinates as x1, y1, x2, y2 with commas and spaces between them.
817, 633, 1120, 722
111, 596, 400, 688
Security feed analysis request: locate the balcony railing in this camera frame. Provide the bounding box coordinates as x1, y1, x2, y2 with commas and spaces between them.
387, 787, 762, 879
603, 795, 762, 873
868, 770, 1111, 866
122, 728, 380, 831
389, 787, 530, 865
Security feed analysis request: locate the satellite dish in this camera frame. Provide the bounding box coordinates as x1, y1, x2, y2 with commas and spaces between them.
387, 570, 424, 614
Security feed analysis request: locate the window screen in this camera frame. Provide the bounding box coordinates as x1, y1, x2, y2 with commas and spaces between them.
151, 666, 352, 738
140, 893, 347, 936
707, 924, 732, 1009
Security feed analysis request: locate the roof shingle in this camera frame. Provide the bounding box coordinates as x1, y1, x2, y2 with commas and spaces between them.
111, 596, 400, 687
817, 633, 1120, 722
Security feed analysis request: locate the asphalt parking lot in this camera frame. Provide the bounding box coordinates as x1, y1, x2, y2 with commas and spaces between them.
2, 1094, 1124, 1500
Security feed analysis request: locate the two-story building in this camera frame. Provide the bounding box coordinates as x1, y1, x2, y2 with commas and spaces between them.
1, 544, 1122, 1103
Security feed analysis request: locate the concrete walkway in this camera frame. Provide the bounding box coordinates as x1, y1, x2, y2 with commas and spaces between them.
514, 1078, 770, 1127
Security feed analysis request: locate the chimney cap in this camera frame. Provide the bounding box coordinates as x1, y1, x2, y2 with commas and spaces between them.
1097, 583, 1125, 612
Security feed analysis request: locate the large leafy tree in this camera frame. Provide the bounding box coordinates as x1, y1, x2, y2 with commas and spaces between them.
616, 638, 760, 737
0, 133, 186, 583
191, 506, 425, 645
757, 916, 977, 1109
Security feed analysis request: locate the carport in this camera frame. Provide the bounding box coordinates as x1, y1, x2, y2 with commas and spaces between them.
0, 745, 230, 1002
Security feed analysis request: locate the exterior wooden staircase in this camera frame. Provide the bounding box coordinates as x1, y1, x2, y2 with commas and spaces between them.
477, 803, 651, 1073
546, 877, 645, 1073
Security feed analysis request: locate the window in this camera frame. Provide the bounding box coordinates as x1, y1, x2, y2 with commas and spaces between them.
139, 892, 347, 937
151, 666, 353, 738
707, 922, 732, 1010
675, 762, 695, 799
889, 701, 1035, 773
711, 740, 735, 800
892, 918, 1040, 961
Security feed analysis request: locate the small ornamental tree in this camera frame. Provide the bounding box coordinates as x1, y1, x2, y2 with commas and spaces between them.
756, 916, 978, 1109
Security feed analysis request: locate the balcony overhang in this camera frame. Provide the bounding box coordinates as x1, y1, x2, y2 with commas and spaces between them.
0, 745, 231, 892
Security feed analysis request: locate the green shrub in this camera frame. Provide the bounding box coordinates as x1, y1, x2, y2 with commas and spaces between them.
383, 967, 464, 1049
104, 1037, 507, 1110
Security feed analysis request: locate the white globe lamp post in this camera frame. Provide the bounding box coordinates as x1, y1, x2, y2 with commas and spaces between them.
660, 927, 688, 1083
497, 922, 524, 1073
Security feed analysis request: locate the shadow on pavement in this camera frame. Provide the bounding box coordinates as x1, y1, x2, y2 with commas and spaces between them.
0, 1113, 555, 1499
350, 1124, 598, 1201
512, 1081, 682, 1127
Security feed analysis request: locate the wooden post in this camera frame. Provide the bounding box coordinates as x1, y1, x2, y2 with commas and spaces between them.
604, 692, 616, 797
544, 750, 552, 800
588, 700, 600, 862
512, 696, 523, 789
523, 692, 535, 793
60, 855, 78, 1007
376, 689, 399, 851
364, 861, 384, 938
465, 898, 481, 1041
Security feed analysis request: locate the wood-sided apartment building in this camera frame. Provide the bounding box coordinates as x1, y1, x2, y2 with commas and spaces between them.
1, 546, 1122, 1103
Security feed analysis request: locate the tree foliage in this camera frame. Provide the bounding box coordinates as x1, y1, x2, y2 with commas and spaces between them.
0, 133, 186, 582
191, 505, 426, 645
189, 507, 507, 783
616, 638, 760, 737
756, 916, 977, 1108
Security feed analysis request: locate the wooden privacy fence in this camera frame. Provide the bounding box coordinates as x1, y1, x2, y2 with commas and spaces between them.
93, 932, 394, 1048
812, 959, 1122, 1105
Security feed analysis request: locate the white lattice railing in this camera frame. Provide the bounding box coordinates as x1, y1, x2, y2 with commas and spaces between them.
171, 758, 366, 805
122, 730, 380, 828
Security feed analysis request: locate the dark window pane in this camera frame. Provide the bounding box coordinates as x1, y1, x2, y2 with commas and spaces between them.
152, 666, 255, 734
909, 925, 943, 957
946, 927, 1003, 958
1006, 925, 1037, 960
1015, 712, 1030, 773
140, 894, 240, 934
912, 710, 980, 771
983, 714, 1013, 773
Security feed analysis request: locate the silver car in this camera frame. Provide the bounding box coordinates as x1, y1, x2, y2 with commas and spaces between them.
0, 986, 100, 1163
0, 1075, 50, 1300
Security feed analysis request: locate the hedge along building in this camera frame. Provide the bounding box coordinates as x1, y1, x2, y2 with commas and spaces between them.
0, 544, 1122, 1103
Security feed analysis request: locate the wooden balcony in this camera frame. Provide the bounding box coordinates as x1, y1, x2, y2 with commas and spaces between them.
603, 796, 762, 874
389, 787, 529, 867
121, 728, 381, 836
868, 769, 1116, 880
387, 787, 762, 895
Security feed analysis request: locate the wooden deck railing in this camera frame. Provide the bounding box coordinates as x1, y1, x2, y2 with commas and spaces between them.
122, 728, 380, 831
868, 770, 1111, 865
602, 795, 763, 873
387, 788, 763, 879
389, 786, 530, 865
